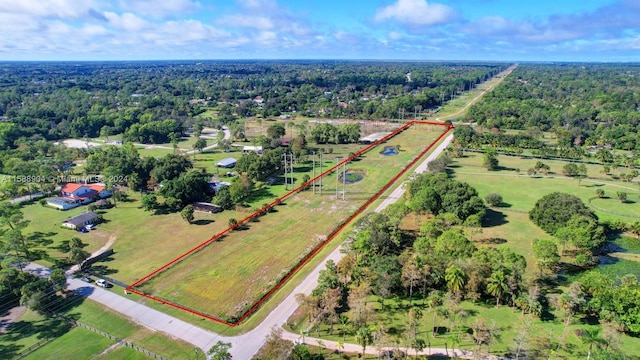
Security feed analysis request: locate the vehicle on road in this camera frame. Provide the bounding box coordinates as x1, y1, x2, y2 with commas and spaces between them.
95, 279, 109, 288
80, 276, 92, 282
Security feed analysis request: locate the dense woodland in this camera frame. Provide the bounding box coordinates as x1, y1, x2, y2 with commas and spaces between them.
0, 61, 504, 148
465, 64, 640, 150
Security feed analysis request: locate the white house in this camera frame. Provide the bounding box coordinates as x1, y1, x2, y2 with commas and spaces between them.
47, 183, 112, 210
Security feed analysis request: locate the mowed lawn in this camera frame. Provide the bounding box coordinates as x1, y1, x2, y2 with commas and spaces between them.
451, 153, 640, 221
2, 298, 195, 360
448, 153, 640, 275
137, 125, 448, 321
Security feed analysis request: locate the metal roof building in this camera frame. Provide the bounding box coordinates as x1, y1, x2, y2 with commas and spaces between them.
215, 157, 237, 168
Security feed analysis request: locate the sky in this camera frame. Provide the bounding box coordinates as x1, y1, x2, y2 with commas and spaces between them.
0, 0, 639, 62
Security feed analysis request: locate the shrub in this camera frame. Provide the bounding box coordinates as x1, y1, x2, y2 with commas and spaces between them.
485, 193, 503, 207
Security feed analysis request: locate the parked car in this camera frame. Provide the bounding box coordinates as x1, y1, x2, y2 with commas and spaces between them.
95, 279, 109, 288
80, 276, 92, 283
85, 224, 95, 230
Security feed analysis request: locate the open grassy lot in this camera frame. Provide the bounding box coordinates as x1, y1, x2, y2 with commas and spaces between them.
1, 297, 195, 360
451, 152, 640, 221
447, 152, 640, 276
20, 203, 113, 267
136, 124, 447, 321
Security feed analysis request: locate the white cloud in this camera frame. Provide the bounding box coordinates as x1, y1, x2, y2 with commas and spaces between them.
118, 0, 200, 19
141, 20, 232, 46
104, 11, 149, 32
0, 13, 40, 32
218, 15, 274, 30
374, 0, 455, 26
388, 31, 404, 40
465, 15, 583, 44
0, 0, 99, 19
235, 0, 278, 12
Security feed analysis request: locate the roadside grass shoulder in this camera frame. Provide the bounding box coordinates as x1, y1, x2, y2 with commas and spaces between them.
9, 297, 195, 360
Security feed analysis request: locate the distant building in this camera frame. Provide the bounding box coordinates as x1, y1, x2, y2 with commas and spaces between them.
243, 145, 263, 154
359, 132, 392, 144
208, 180, 231, 194
215, 157, 237, 168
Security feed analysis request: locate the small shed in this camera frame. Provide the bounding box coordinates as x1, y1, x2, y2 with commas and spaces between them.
62, 211, 98, 230
216, 157, 237, 168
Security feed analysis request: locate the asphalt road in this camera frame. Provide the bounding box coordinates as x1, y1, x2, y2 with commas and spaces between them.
21, 132, 455, 358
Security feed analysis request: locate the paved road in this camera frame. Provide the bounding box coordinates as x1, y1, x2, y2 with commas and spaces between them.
16, 68, 505, 357
236, 133, 456, 357
24, 262, 233, 351
21, 131, 455, 359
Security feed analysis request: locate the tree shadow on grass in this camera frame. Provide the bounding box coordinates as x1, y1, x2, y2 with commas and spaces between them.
192, 219, 213, 225
477, 237, 508, 245
246, 187, 275, 203
482, 208, 508, 228
0, 293, 88, 359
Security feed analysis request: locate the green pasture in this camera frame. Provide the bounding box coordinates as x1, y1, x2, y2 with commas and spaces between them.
451, 152, 640, 222
137, 125, 447, 321
1, 298, 194, 360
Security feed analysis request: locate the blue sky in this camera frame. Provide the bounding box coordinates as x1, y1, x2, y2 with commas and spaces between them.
0, 0, 638, 61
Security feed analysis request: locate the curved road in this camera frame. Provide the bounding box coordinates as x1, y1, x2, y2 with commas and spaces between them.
23, 131, 455, 359
20, 67, 511, 358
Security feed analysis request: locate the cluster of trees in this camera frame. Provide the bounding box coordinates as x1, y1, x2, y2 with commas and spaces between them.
529, 193, 605, 266
465, 64, 640, 150
292, 173, 527, 354
404, 172, 485, 221
0, 203, 74, 315
0, 61, 504, 150
310, 122, 361, 144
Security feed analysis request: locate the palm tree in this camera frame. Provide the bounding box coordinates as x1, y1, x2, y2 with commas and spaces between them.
580, 328, 606, 360
355, 327, 372, 357
445, 265, 466, 295
486, 269, 509, 307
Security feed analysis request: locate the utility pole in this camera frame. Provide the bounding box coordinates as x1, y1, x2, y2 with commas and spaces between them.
312, 151, 316, 194
283, 153, 288, 190
342, 160, 346, 200
319, 152, 323, 195
289, 153, 294, 190
335, 157, 341, 198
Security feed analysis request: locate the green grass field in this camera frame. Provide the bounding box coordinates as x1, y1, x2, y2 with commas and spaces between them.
1, 297, 195, 360
135, 125, 447, 321
447, 152, 640, 275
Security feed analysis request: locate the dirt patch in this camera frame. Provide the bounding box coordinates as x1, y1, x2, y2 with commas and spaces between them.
0, 306, 27, 334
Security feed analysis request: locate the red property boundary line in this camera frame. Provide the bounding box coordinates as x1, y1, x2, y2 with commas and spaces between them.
126, 120, 453, 327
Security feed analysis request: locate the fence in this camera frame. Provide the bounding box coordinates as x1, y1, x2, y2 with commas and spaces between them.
80, 249, 114, 270
83, 268, 129, 288
12, 337, 56, 359
52, 313, 168, 360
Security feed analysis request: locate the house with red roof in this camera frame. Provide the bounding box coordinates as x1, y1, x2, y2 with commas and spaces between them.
47, 183, 112, 210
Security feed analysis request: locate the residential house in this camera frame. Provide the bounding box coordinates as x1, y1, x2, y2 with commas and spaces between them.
47, 183, 112, 210
62, 211, 98, 230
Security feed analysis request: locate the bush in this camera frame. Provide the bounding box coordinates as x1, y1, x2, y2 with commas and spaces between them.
485, 193, 503, 207
529, 192, 597, 234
